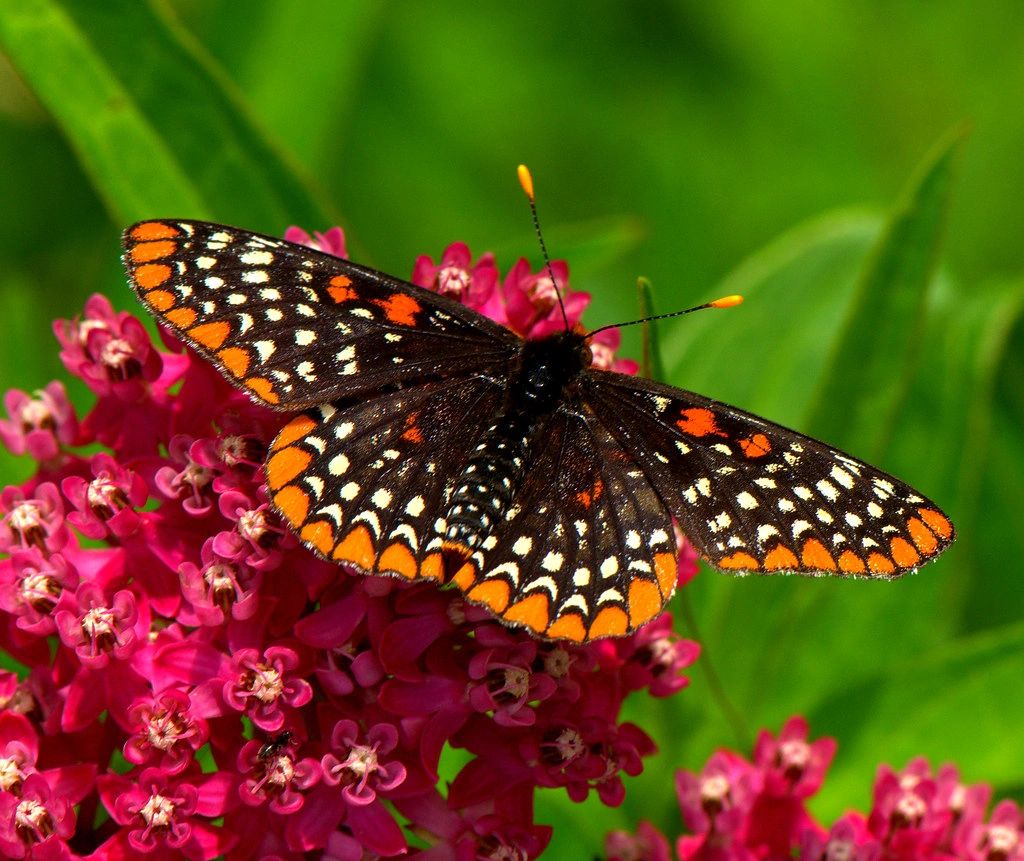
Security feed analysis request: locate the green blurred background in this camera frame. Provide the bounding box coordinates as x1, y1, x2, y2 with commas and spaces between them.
1, 1, 1022, 856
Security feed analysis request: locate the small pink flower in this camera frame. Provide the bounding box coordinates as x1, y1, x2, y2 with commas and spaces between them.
0, 382, 78, 462
237, 733, 320, 814
0, 549, 76, 635
606, 820, 673, 861
124, 689, 209, 775
590, 327, 640, 376
753, 715, 836, 799
222, 646, 312, 731
62, 452, 149, 539
98, 766, 237, 859
54, 582, 138, 667
503, 257, 587, 338
155, 435, 217, 515
0, 484, 67, 554
321, 720, 407, 805
54, 294, 163, 394
179, 539, 262, 626
467, 627, 557, 727
0, 773, 75, 859
285, 225, 348, 259
413, 243, 505, 321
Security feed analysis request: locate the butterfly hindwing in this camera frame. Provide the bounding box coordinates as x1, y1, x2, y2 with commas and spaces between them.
584, 372, 954, 577
267, 374, 505, 576
122, 220, 517, 409
449, 405, 678, 642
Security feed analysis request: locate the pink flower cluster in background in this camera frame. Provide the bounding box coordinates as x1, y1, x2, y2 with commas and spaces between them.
0, 227, 697, 859
605, 717, 1022, 861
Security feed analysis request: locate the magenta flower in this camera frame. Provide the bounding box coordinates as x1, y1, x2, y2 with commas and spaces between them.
285, 225, 348, 259
0, 382, 78, 463
124, 688, 210, 775
502, 256, 588, 338
221, 646, 313, 732
97, 766, 237, 859
413, 242, 505, 322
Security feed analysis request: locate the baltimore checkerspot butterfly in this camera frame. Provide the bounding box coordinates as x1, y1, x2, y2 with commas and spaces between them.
121, 169, 953, 644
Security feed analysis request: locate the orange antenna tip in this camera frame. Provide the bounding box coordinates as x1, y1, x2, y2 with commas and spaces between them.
517, 164, 535, 201
710, 294, 744, 309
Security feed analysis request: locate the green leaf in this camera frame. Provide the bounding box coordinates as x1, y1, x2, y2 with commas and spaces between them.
803, 124, 968, 459
0, 0, 334, 229
636, 277, 666, 381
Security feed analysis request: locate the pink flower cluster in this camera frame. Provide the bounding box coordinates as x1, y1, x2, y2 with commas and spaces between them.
0, 227, 699, 859
605, 717, 1021, 861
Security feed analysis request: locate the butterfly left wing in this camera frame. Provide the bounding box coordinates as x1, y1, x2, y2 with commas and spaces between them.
122, 220, 518, 410
583, 372, 954, 578
443, 404, 679, 643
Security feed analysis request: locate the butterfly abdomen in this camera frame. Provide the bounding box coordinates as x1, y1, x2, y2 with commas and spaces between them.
443, 332, 591, 554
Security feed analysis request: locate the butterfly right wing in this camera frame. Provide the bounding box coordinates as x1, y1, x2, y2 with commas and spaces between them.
122, 220, 518, 410
583, 372, 953, 578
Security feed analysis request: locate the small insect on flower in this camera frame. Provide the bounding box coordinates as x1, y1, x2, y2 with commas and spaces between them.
258, 730, 294, 761
122, 168, 953, 643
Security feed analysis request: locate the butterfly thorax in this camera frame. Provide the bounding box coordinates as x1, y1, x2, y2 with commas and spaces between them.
442, 331, 591, 561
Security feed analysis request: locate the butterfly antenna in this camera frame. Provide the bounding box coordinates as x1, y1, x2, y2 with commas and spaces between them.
587, 293, 744, 339
517, 164, 571, 331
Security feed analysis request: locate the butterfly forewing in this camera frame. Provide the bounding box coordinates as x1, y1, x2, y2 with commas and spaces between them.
585, 373, 954, 577
122, 220, 517, 409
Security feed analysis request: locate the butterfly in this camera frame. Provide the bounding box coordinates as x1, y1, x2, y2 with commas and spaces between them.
122, 216, 953, 643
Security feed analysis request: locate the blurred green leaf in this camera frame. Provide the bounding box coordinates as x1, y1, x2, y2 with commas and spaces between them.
636, 277, 666, 381
804, 124, 968, 459
814, 620, 1024, 820
0, 0, 333, 229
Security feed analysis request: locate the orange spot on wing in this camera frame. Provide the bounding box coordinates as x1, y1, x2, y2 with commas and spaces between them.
838, 549, 866, 573
266, 446, 311, 490
468, 579, 511, 613
890, 537, 921, 568
378, 542, 418, 579
299, 520, 334, 556
676, 407, 727, 438
763, 544, 799, 571
576, 478, 604, 509
131, 240, 176, 263
503, 593, 551, 633
800, 539, 837, 571
135, 264, 172, 289
452, 562, 478, 590
333, 525, 376, 570
906, 517, 938, 555
189, 321, 230, 350
546, 613, 586, 643
628, 579, 663, 627
867, 552, 896, 574
328, 275, 355, 303
402, 412, 424, 443
654, 552, 677, 597
739, 433, 772, 458
131, 222, 180, 241
245, 377, 279, 404
588, 606, 629, 639
217, 347, 251, 378
273, 416, 317, 450
918, 508, 953, 540
719, 551, 759, 570
418, 553, 444, 581
145, 289, 175, 311
165, 307, 197, 328
273, 485, 310, 527
372, 293, 421, 326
